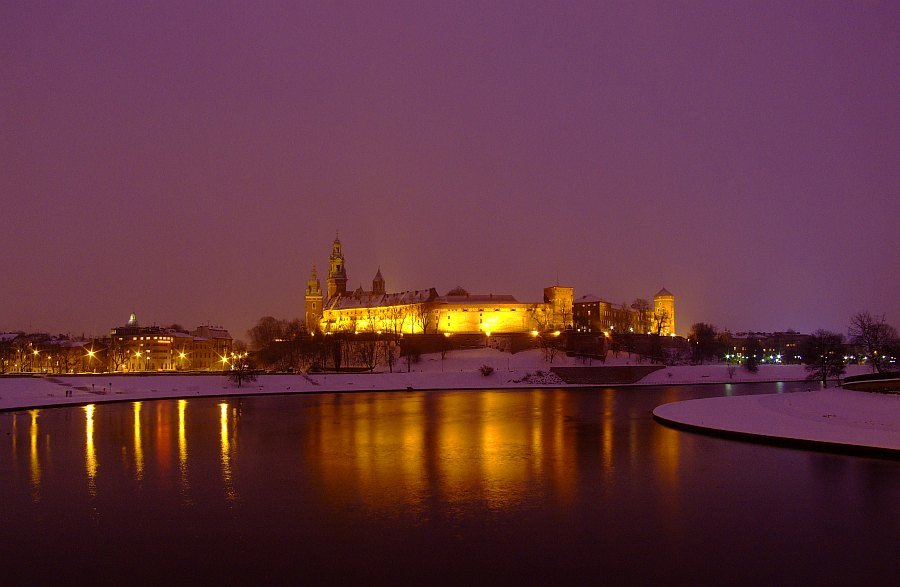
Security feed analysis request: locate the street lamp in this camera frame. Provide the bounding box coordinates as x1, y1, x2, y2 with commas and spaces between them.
85, 348, 96, 373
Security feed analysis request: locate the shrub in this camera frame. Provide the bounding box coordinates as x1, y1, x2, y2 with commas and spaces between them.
743, 355, 759, 373
227, 362, 258, 388
479, 364, 495, 376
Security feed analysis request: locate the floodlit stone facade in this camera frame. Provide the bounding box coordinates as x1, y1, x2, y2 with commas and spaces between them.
653, 288, 676, 336
305, 238, 573, 335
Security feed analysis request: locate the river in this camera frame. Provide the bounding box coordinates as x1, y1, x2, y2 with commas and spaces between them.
1, 382, 897, 584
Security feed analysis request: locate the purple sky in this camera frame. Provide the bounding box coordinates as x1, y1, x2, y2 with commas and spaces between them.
2, 1, 897, 341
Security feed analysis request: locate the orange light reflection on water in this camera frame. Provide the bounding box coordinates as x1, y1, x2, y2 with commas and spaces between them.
85, 404, 97, 496
133, 402, 143, 481
653, 388, 683, 492
601, 392, 615, 482
314, 392, 581, 514
29, 410, 41, 501
178, 400, 190, 501
220, 402, 236, 502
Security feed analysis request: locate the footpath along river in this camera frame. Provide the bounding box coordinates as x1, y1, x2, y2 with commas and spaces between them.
1, 382, 897, 584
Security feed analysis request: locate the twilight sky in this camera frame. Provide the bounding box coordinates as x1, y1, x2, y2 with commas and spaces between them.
2, 1, 897, 341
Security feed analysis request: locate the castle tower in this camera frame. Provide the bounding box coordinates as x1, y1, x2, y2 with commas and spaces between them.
653, 288, 675, 336
543, 285, 574, 331
372, 268, 385, 296
326, 236, 348, 300
305, 265, 323, 332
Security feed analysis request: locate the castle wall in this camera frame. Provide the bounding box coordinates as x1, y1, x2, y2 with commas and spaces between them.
321, 300, 562, 335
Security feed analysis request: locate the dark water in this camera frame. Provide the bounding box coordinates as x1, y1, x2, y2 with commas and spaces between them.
1, 383, 897, 585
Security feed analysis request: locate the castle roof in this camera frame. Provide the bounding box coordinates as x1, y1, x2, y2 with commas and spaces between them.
439, 294, 519, 304
325, 288, 438, 311
574, 294, 604, 304
655, 288, 673, 297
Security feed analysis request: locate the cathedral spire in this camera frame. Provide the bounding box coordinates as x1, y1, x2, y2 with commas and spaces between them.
305, 264, 323, 332
306, 264, 321, 296
372, 267, 385, 295
327, 235, 348, 299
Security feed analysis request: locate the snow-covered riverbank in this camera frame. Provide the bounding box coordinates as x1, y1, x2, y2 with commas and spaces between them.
0, 347, 873, 413
654, 388, 900, 455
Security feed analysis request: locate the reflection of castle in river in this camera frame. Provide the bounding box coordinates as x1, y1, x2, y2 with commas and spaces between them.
304, 236, 573, 335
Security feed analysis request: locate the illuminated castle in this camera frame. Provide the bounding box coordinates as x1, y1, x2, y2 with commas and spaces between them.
304, 236, 573, 335
573, 288, 676, 336
653, 288, 675, 336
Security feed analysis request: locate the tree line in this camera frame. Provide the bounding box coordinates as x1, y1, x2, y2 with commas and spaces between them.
246, 316, 444, 373
686, 311, 898, 384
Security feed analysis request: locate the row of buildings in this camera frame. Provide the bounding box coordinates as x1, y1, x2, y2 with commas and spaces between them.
304, 237, 676, 338
0, 316, 234, 374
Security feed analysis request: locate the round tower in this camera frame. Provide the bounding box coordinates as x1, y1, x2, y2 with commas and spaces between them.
653, 288, 675, 336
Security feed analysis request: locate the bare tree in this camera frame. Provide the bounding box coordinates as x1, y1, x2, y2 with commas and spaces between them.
539, 333, 560, 363
0, 337, 13, 373
631, 299, 651, 333
801, 330, 846, 386
108, 337, 129, 372
688, 322, 722, 364
380, 335, 399, 373
58, 342, 84, 374
848, 312, 898, 373
653, 308, 670, 336
328, 334, 346, 371
247, 316, 284, 351
13, 337, 32, 372
385, 306, 408, 335
227, 356, 258, 388
352, 315, 380, 372
354, 336, 379, 371
743, 337, 761, 373
282, 319, 305, 371
622, 302, 634, 331
528, 304, 551, 332
401, 339, 422, 372
609, 334, 622, 358
412, 301, 436, 334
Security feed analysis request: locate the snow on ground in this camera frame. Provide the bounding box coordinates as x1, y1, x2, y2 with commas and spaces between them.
0, 348, 574, 411
0, 343, 878, 456
637, 363, 870, 385
654, 388, 900, 452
